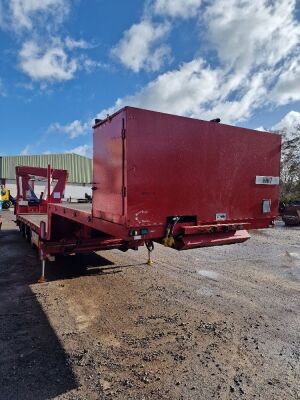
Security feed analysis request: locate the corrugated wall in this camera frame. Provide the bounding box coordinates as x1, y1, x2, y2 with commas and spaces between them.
0, 154, 92, 183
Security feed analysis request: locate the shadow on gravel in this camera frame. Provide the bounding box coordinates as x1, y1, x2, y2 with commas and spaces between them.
0, 228, 78, 400
0, 223, 144, 398
45, 252, 117, 282
45, 252, 144, 282
45, 253, 134, 282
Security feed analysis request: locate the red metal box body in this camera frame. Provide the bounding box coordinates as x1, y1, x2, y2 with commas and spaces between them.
93, 107, 281, 233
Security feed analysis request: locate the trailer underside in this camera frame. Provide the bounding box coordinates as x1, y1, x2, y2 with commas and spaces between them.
17, 199, 251, 282
17, 204, 251, 282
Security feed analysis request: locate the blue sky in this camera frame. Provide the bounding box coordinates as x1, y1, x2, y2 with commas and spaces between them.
0, 0, 299, 157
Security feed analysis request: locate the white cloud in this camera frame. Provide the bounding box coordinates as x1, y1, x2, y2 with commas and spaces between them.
272, 58, 300, 105
255, 126, 267, 132
153, 0, 202, 18
97, 61, 273, 125
20, 0, 299, 143
199, 71, 270, 123
202, 0, 300, 121
98, 61, 292, 127
102, 0, 300, 125
65, 36, 92, 50
80, 57, 105, 73
7, 0, 69, 31
111, 20, 170, 72
19, 39, 100, 82
97, 58, 222, 118
65, 144, 92, 157
2, 1, 102, 83
49, 119, 91, 138
19, 40, 77, 81
20, 144, 31, 155
272, 111, 300, 133
204, 0, 300, 72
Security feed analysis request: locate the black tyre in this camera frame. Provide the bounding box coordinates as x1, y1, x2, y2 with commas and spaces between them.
26, 226, 32, 243
20, 222, 26, 238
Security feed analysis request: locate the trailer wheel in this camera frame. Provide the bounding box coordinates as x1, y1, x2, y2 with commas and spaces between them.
26, 226, 32, 243
19, 222, 26, 238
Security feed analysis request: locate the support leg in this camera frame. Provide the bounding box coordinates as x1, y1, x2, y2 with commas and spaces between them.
38, 259, 47, 283
147, 248, 153, 266
145, 241, 154, 266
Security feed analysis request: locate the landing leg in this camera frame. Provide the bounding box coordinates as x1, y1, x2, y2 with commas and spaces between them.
145, 241, 154, 266
38, 259, 47, 283
147, 249, 152, 265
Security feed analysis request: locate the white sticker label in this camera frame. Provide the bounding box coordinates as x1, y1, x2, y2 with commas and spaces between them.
256, 176, 279, 185
216, 213, 226, 221
262, 199, 271, 213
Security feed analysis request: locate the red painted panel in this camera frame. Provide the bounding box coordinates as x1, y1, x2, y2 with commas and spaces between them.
93, 111, 125, 222
92, 107, 280, 233
124, 107, 280, 228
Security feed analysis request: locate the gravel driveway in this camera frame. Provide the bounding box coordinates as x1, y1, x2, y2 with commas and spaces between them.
0, 210, 299, 400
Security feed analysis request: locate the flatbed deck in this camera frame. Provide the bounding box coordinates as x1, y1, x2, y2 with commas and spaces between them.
18, 213, 48, 233
17, 200, 128, 258
56, 203, 92, 213
47, 201, 129, 240
17, 203, 92, 234
18, 200, 128, 242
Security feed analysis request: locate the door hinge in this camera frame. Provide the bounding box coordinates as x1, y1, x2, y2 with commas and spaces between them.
122, 186, 127, 197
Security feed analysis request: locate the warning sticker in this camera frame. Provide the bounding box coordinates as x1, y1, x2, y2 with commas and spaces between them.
216, 213, 226, 221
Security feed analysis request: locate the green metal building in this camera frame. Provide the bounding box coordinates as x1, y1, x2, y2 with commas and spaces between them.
0, 153, 92, 184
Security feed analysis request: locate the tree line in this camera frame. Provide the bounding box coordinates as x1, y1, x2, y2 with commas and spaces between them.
277, 128, 300, 202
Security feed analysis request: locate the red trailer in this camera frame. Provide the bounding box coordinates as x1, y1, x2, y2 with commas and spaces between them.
15, 107, 281, 281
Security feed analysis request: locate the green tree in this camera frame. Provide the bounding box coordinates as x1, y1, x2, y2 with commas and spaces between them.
278, 130, 300, 202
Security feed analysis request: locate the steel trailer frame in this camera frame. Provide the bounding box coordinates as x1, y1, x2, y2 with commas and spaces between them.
14, 107, 281, 282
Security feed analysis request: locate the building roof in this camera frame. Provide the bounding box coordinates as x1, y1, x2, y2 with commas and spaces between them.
0, 153, 92, 184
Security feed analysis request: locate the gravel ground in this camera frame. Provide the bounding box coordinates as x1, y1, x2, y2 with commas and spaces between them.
0, 210, 299, 400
